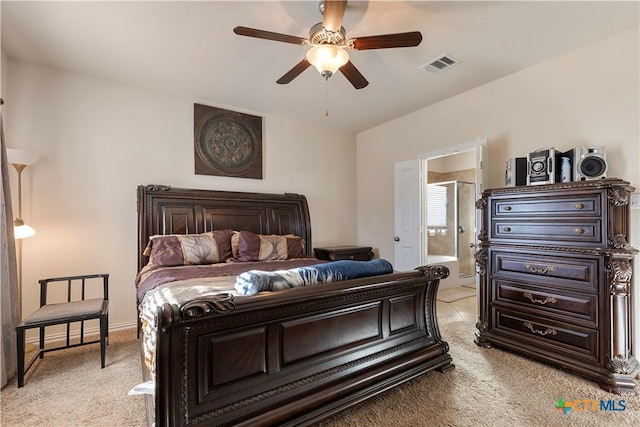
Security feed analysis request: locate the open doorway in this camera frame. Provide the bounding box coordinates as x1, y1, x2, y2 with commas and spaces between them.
426, 179, 476, 285
420, 138, 486, 289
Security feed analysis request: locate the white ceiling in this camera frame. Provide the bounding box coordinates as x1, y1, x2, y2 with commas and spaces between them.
2, 1, 638, 133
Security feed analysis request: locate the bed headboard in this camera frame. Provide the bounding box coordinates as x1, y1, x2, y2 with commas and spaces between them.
137, 185, 312, 271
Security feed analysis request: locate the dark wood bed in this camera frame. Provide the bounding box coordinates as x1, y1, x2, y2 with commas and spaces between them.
136, 184, 454, 426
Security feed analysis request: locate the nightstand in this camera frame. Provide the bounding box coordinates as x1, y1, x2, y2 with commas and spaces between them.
313, 246, 374, 261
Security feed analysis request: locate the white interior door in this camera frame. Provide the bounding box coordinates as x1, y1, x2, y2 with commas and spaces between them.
394, 159, 421, 271
474, 138, 488, 291
475, 137, 488, 203
473, 138, 488, 247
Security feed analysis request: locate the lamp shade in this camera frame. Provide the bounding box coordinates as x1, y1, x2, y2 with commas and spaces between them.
306, 45, 349, 76
7, 148, 39, 166
14, 219, 36, 239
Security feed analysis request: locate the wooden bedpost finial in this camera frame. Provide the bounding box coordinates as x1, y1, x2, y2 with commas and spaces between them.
415, 264, 450, 280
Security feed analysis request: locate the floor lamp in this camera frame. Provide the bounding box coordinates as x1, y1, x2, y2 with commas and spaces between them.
7, 148, 39, 320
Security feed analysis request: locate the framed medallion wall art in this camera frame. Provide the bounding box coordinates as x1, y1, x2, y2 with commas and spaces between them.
194, 103, 263, 179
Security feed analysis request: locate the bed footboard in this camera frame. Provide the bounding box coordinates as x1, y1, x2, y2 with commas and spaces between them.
151, 265, 453, 427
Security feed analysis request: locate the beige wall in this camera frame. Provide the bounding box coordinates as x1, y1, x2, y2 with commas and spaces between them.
356, 26, 640, 354
428, 150, 476, 173
3, 59, 357, 330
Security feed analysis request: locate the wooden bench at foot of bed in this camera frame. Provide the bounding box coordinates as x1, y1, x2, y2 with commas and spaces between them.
148, 264, 454, 427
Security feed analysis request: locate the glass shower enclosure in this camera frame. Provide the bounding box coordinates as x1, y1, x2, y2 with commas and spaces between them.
426, 181, 476, 281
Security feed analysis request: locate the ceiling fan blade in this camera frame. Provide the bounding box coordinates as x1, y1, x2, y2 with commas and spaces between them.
322, 0, 347, 32
351, 31, 423, 50
276, 59, 312, 84
340, 61, 369, 89
234, 26, 306, 45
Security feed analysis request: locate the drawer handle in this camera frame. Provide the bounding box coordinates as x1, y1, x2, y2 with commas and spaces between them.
503, 226, 512, 232
575, 228, 585, 234
574, 203, 584, 210
523, 322, 558, 336
523, 264, 555, 274
503, 206, 512, 211
523, 292, 557, 305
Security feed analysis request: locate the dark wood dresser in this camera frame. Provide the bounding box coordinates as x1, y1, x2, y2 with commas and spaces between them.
474, 178, 638, 395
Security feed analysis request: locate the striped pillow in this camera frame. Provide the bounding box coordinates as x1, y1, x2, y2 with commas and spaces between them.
144, 230, 234, 267
233, 231, 305, 262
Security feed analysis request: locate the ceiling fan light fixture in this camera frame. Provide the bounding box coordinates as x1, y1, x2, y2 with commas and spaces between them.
306, 45, 349, 78
234, 1, 420, 89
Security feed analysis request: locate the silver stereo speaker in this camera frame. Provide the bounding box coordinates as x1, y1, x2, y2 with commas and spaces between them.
527, 148, 556, 185
574, 146, 607, 181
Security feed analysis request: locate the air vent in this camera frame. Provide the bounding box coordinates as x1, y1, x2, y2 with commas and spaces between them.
420, 54, 459, 73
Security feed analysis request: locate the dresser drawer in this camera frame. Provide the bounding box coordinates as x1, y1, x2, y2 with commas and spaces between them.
491, 193, 601, 218
491, 250, 600, 293
490, 220, 602, 246
493, 279, 598, 327
492, 308, 599, 363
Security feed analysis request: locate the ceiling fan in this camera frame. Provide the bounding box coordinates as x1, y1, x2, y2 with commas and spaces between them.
233, 0, 423, 89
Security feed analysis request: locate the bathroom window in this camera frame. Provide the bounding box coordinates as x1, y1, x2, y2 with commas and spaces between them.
427, 184, 447, 227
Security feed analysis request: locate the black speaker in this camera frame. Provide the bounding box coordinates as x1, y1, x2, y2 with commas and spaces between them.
574, 147, 607, 181
505, 157, 527, 187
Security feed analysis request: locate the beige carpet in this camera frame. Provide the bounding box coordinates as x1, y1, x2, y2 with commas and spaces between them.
2, 320, 639, 427
437, 286, 476, 303
1, 329, 146, 426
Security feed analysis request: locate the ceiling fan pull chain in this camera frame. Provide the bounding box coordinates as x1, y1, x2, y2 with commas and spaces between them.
325, 78, 329, 117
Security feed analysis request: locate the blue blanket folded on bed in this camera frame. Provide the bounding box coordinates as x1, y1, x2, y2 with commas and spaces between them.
235, 259, 394, 296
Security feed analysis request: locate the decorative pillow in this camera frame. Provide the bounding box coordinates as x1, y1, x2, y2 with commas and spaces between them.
233, 231, 305, 262
231, 231, 241, 259
144, 230, 234, 267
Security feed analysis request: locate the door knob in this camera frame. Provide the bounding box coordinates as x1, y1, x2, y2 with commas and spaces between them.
394, 237, 400, 242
